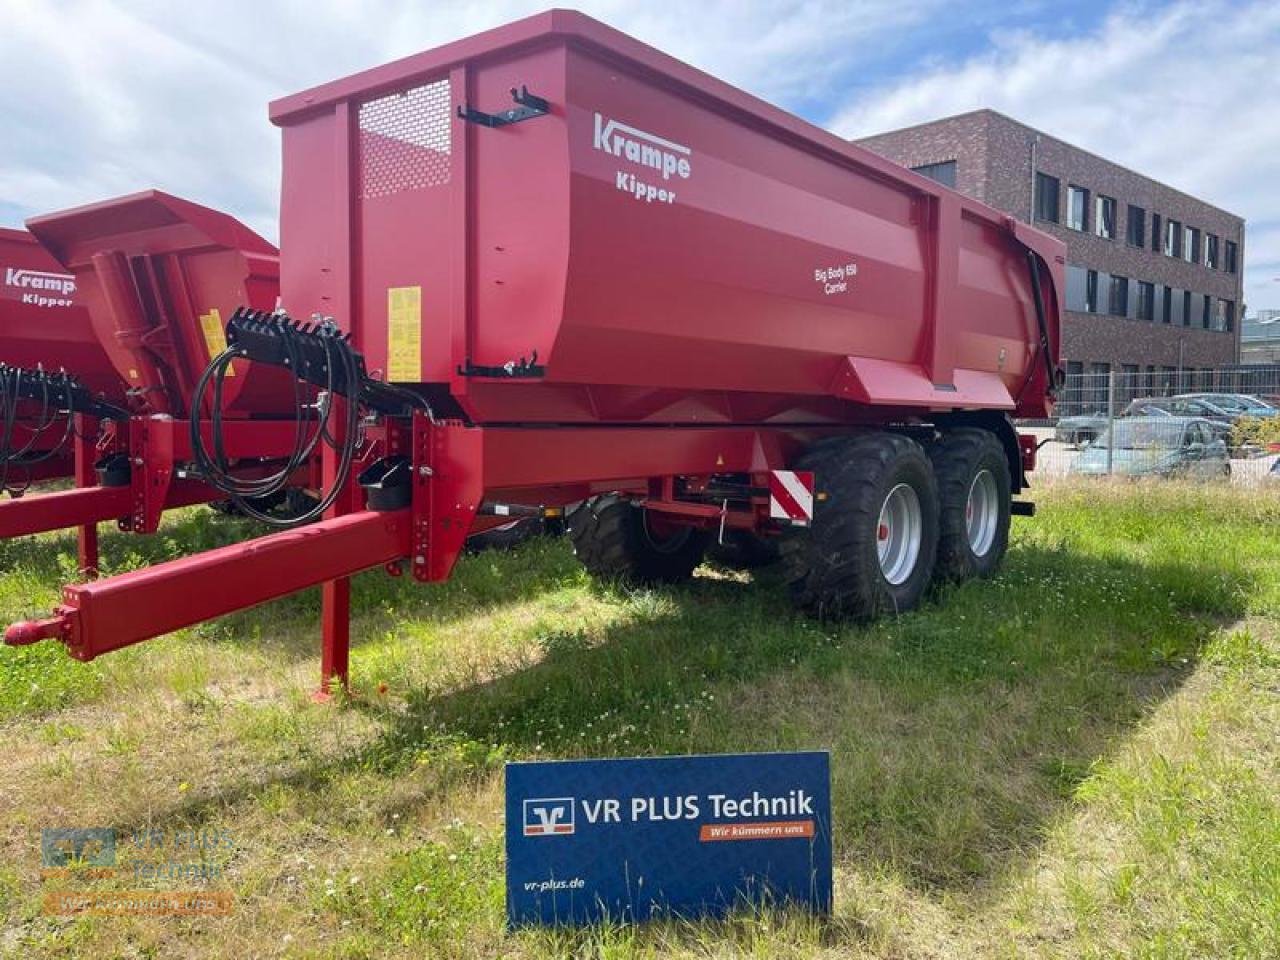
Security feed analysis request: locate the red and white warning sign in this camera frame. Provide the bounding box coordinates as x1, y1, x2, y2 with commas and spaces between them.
768, 470, 815, 525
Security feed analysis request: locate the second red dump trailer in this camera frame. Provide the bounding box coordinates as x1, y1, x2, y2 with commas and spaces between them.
0, 227, 125, 492
7, 10, 1063, 694
0, 192, 324, 574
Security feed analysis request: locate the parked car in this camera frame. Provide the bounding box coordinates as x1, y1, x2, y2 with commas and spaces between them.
1174, 393, 1278, 418
1054, 396, 1229, 447
1071, 417, 1231, 479
1055, 412, 1107, 446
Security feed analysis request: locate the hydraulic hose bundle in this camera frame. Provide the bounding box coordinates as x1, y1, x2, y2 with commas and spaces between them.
189, 313, 363, 527
189, 308, 427, 528
0, 365, 83, 495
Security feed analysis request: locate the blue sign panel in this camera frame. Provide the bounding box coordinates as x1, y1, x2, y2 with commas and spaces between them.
505, 751, 831, 926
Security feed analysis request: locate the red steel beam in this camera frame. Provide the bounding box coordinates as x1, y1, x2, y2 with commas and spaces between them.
6, 509, 410, 661
0, 479, 218, 540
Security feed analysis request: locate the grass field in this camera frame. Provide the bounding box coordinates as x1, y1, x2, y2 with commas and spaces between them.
0, 483, 1277, 958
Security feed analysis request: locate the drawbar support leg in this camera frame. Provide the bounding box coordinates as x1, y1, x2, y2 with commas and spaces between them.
73, 415, 99, 579
315, 396, 356, 703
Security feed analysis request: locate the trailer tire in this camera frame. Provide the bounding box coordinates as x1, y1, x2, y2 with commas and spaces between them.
570, 495, 709, 584
781, 433, 938, 620
929, 428, 1011, 583
707, 530, 781, 570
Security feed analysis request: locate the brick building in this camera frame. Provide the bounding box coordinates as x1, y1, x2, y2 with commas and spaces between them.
856, 110, 1245, 384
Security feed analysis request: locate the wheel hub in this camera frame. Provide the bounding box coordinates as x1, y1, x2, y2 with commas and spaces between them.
965, 469, 998, 557
876, 483, 922, 585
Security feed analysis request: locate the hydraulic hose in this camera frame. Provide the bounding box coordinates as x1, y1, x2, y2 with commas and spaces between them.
0, 366, 77, 496
188, 324, 364, 528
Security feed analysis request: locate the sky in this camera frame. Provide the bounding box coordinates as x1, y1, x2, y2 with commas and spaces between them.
2, 0, 1277, 311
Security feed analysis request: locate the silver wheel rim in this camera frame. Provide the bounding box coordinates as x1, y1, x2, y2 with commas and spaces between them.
877, 483, 922, 585
965, 469, 999, 557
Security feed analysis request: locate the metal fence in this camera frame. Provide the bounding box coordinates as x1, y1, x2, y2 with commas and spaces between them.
1022, 366, 1280, 484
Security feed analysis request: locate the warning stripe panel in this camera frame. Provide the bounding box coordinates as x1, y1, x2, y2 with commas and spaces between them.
769, 470, 814, 523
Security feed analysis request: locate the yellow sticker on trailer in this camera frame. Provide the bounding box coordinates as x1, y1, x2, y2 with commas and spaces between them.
387, 286, 422, 382
199, 308, 234, 375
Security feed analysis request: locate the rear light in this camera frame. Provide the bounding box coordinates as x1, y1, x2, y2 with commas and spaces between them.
1017, 432, 1038, 472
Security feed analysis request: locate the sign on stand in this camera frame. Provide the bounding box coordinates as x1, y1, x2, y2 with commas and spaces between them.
505, 751, 831, 925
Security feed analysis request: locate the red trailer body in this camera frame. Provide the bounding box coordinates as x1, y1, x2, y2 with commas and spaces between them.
271, 9, 1061, 433
2, 195, 307, 568
0, 227, 121, 400
27, 191, 289, 419
8, 10, 1064, 696
1, 227, 126, 490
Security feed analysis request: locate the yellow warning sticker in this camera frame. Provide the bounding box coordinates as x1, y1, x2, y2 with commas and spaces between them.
387, 286, 422, 382
198, 308, 234, 376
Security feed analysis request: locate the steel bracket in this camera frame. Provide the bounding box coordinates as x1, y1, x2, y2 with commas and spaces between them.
456, 85, 549, 128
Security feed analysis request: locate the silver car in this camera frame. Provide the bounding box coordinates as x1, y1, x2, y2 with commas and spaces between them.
1071, 417, 1231, 479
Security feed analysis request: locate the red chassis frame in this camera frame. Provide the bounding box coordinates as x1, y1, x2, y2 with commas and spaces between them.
0, 415, 326, 575
6, 411, 841, 694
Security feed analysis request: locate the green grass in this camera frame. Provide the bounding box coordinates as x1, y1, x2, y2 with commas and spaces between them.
0, 483, 1277, 958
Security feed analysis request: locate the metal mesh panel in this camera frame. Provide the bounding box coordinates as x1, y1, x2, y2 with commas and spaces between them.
1021, 365, 1280, 485
358, 80, 451, 200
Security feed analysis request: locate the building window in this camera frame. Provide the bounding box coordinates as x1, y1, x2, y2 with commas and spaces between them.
912, 160, 957, 187
1164, 219, 1182, 257
1095, 195, 1116, 239
1185, 226, 1200, 264
1089, 362, 1110, 411
1127, 205, 1145, 247
1065, 265, 1089, 312
1085, 269, 1098, 313
1108, 275, 1129, 316
1035, 173, 1060, 223
1063, 360, 1084, 414
1121, 364, 1139, 402
1216, 299, 1236, 333
1202, 293, 1212, 329
1183, 290, 1192, 327
1151, 213, 1162, 252
1067, 185, 1089, 231
1225, 240, 1238, 273
1161, 285, 1172, 324
1137, 281, 1155, 321
1205, 233, 1219, 269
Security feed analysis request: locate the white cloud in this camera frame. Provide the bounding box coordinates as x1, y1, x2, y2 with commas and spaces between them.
0, 0, 935, 239
829, 1, 1280, 311
3, 0, 1276, 312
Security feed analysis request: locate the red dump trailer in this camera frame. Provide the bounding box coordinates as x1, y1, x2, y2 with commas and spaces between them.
28, 191, 288, 421
7, 10, 1063, 694
0, 193, 325, 572
0, 227, 125, 491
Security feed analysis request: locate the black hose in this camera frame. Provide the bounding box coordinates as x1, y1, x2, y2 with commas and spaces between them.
189, 326, 364, 528
0, 366, 78, 496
